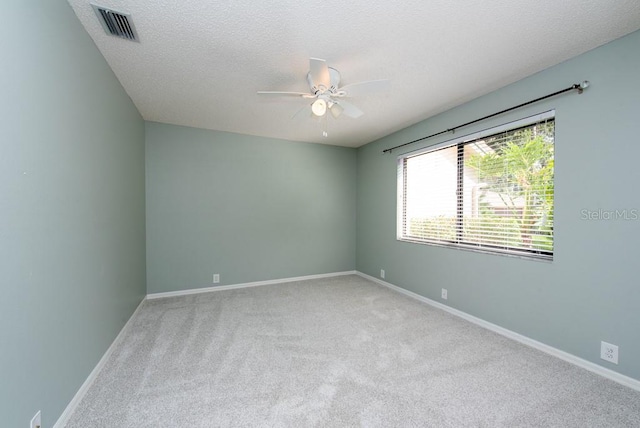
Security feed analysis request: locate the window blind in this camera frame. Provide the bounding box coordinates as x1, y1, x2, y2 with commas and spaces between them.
398, 114, 555, 260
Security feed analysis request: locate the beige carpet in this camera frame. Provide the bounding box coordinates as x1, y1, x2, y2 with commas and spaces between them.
65, 275, 640, 427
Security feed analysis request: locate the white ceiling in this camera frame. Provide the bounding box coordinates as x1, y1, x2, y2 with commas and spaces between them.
67, 0, 640, 148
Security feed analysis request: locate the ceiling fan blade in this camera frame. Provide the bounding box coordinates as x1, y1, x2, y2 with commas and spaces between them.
257, 91, 315, 98
309, 58, 330, 88
336, 100, 364, 119
339, 79, 391, 97
291, 104, 313, 120
328, 68, 341, 89
329, 103, 343, 118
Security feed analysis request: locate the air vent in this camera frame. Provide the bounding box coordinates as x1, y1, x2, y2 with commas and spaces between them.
91, 4, 139, 41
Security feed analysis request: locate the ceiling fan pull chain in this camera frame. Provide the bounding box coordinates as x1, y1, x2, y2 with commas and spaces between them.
323, 114, 328, 137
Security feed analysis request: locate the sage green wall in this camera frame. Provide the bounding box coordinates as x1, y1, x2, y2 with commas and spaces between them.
145, 122, 356, 293
0, 2, 146, 427
357, 30, 640, 381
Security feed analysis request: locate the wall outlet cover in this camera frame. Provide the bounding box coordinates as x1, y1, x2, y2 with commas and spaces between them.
441, 288, 448, 300
380, 269, 385, 279
600, 341, 618, 364
213, 274, 220, 284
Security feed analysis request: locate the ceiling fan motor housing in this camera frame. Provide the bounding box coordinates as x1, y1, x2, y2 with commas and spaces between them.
308, 67, 341, 94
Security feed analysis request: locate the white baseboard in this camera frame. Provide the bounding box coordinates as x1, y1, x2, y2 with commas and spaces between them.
356, 271, 640, 392
53, 298, 146, 428
146, 271, 357, 299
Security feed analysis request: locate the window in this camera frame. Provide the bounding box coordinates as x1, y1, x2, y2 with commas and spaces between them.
398, 112, 555, 260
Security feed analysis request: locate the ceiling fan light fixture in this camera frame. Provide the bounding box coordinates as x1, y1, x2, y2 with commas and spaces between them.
311, 99, 327, 116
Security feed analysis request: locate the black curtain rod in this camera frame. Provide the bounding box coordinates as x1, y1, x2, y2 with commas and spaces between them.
382, 81, 589, 154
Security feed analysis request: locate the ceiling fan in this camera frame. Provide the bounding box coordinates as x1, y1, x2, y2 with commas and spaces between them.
258, 58, 390, 136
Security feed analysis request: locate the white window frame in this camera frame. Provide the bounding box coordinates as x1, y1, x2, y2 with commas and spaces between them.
397, 110, 555, 260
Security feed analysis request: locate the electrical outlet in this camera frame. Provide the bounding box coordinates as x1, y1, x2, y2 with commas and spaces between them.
30, 410, 41, 428
380, 269, 385, 279
600, 341, 618, 364
213, 274, 220, 284
441, 288, 448, 300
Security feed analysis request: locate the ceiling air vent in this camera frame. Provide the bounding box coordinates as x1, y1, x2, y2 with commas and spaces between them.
91, 4, 139, 41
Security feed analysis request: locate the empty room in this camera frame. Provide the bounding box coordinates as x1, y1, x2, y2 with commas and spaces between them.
3, 1, 640, 427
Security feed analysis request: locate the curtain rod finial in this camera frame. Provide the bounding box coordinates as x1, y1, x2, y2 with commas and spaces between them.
578, 80, 590, 93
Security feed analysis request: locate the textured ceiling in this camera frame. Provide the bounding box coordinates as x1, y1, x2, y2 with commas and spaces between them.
67, 0, 640, 148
